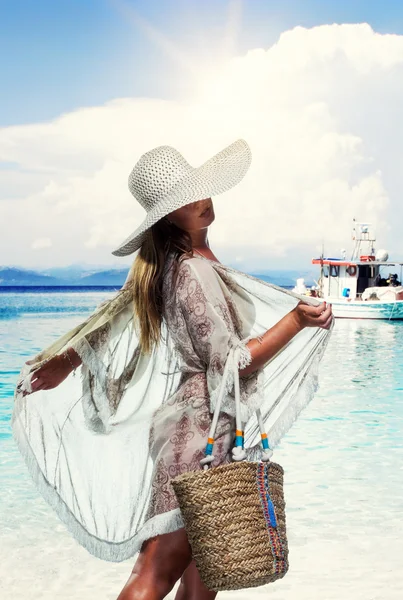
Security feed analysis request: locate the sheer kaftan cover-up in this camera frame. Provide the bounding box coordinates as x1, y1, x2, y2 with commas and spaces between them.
12, 255, 332, 562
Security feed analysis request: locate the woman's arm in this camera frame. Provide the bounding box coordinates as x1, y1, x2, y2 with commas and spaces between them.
23, 347, 82, 396
239, 301, 333, 377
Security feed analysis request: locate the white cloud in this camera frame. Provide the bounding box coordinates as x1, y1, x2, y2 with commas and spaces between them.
31, 238, 52, 249
1, 23, 403, 270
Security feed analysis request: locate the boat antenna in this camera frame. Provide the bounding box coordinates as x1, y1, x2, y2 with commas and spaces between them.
351, 217, 356, 261
319, 239, 324, 298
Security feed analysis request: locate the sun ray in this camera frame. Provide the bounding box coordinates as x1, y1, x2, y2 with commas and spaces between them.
113, 0, 197, 74
221, 0, 243, 59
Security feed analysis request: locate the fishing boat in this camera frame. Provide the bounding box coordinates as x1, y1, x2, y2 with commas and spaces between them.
296, 220, 403, 319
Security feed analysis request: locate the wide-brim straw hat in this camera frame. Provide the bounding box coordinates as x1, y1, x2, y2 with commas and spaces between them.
111, 139, 252, 257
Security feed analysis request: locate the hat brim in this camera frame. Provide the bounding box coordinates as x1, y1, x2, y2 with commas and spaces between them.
111, 139, 252, 257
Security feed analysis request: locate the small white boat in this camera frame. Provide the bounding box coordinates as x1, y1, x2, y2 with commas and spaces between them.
296, 220, 403, 320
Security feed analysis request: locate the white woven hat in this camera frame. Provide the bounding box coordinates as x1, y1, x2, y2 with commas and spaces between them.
111, 139, 252, 256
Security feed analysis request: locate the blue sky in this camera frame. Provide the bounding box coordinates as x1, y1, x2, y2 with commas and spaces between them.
2, 0, 403, 126
2, 0, 403, 270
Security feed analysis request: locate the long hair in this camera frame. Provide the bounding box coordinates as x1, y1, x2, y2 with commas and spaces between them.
128, 218, 193, 354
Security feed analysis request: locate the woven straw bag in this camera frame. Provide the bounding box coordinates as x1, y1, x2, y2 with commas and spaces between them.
172, 347, 289, 591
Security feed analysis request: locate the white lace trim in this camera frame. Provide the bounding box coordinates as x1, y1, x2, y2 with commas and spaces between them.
11, 407, 183, 562
245, 328, 330, 457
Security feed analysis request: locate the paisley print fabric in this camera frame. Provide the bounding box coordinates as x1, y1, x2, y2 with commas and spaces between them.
145, 256, 258, 520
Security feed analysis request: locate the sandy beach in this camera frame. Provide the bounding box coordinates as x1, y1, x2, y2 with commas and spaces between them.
2, 451, 402, 600
2, 513, 402, 600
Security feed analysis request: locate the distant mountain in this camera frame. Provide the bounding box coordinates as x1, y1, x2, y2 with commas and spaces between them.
0, 267, 62, 286
40, 264, 131, 281
79, 269, 130, 286
41, 266, 101, 280
0, 265, 316, 288
250, 270, 317, 288
0, 266, 130, 287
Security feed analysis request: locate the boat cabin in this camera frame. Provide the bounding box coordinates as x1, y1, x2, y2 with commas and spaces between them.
311, 257, 403, 300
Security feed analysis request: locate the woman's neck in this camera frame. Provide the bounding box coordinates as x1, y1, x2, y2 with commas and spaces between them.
188, 229, 220, 263
188, 229, 209, 249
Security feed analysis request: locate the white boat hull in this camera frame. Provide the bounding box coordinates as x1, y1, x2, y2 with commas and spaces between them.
328, 299, 403, 320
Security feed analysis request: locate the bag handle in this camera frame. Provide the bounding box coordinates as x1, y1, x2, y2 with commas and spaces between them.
200, 345, 273, 470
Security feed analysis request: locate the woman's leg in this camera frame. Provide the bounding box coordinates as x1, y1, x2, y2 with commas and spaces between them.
116, 528, 192, 600
175, 561, 217, 600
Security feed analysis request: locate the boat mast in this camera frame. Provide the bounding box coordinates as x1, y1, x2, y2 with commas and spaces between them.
319, 240, 324, 298
351, 218, 376, 261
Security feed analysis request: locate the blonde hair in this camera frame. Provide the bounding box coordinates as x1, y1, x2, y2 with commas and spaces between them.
129, 219, 192, 354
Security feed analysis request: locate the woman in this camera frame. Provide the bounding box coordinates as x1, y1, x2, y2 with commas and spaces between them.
13, 139, 332, 600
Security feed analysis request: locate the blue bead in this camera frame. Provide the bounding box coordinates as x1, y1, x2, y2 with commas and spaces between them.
266, 495, 277, 528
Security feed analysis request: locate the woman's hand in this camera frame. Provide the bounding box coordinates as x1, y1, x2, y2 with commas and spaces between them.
292, 301, 333, 331
18, 354, 74, 397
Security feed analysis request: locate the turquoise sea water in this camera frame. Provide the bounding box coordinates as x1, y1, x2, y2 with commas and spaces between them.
1, 289, 403, 599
